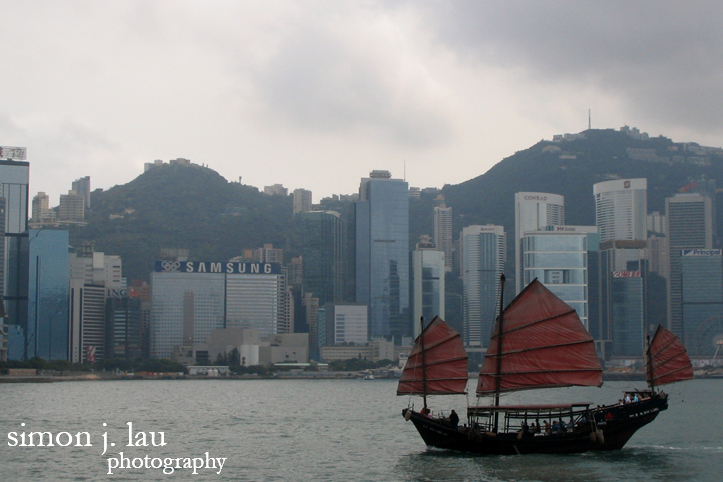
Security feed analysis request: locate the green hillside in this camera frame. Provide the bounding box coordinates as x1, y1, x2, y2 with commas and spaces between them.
65, 128, 723, 283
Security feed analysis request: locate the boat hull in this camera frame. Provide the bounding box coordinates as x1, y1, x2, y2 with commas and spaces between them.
403, 394, 668, 455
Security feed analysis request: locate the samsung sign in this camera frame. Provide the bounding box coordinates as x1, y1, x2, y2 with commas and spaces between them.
681, 249, 722, 256
155, 261, 281, 274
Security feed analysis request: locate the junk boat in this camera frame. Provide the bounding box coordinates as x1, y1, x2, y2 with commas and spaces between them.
398, 275, 694, 454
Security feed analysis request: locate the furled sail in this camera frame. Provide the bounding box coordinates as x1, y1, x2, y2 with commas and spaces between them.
397, 317, 469, 396
647, 325, 694, 387
477, 279, 603, 395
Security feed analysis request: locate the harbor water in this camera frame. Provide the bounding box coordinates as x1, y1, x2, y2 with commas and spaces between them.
1, 378, 720, 481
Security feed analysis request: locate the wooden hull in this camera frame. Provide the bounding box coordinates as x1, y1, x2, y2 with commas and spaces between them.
403, 394, 668, 455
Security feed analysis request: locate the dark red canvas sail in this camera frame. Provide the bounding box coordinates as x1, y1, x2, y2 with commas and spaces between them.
477, 279, 602, 395
647, 325, 694, 387
397, 317, 469, 396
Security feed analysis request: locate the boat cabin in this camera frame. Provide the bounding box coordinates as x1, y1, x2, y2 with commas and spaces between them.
466, 403, 593, 435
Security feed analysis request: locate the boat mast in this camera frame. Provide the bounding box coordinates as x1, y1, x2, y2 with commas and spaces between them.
420, 316, 428, 411
493, 273, 506, 432
646, 333, 655, 392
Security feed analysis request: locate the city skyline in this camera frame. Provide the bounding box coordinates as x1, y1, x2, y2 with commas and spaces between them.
3, 3, 723, 207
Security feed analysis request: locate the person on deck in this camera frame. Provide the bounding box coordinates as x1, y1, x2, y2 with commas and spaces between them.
448, 409, 459, 429
543, 420, 551, 435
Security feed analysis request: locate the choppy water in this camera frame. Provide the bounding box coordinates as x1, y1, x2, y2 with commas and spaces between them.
0, 378, 720, 481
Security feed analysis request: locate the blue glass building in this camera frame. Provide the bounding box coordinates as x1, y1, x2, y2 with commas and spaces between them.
27, 229, 70, 360
355, 171, 409, 342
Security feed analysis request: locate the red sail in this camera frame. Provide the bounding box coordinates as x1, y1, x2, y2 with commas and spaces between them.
397, 317, 469, 395
477, 280, 602, 395
647, 325, 694, 387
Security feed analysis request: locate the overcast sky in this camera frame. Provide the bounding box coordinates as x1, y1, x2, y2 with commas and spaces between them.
3, 1, 723, 205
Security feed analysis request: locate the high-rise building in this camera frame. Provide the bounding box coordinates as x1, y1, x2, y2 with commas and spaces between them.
59, 189, 85, 222
321, 303, 368, 345
22, 230, 70, 361
461, 225, 505, 347
355, 170, 409, 342
151, 261, 286, 358
68, 248, 124, 363
593, 179, 647, 242
293, 188, 312, 214
105, 295, 143, 360
0, 152, 29, 360
412, 236, 445, 338
514, 192, 564, 293
522, 226, 598, 331
681, 249, 723, 355
71, 176, 91, 210
666, 193, 713, 338
434, 204, 453, 272
593, 179, 648, 359
298, 210, 343, 306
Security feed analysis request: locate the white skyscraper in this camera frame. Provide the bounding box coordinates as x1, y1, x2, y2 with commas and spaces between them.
514, 192, 565, 293
593, 179, 647, 242
461, 225, 505, 347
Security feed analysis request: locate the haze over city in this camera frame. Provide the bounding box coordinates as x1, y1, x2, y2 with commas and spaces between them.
3, 1, 723, 204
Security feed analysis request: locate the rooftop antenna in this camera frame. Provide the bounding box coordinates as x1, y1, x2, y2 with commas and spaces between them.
588, 109, 591, 130
404, 159, 406, 182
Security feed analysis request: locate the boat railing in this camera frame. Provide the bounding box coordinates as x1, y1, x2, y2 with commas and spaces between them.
466, 403, 594, 436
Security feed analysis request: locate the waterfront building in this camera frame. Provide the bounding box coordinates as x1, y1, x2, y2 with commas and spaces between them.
434, 203, 453, 272
68, 249, 124, 363
681, 249, 723, 355
298, 210, 343, 305
461, 225, 505, 347
151, 261, 287, 359
355, 170, 409, 342
293, 188, 312, 214
0, 154, 30, 358
593, 179, 648, 242
522, 226, 598, 331
105, 294, 143, 360
515, 192, 564, 294
26, 230, 69, 360
598, 242, 647, 359
666, 193, 713, 338
412, 236, 445, 338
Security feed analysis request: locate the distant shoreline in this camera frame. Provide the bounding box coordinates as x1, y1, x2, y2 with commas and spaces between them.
2, 370, 722, 383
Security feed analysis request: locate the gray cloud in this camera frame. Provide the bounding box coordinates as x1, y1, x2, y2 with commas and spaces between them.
421, 1, 723, 135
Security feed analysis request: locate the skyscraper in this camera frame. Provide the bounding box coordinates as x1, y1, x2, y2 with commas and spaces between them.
26, 230, 69, 361
434, 204, 453, 272
593, 179, 647, 242
594, 179, 648, 359
522, 226, 598, 331
298, 210, 343, 306
0, 150, 29, 360
355, 170, 409, 342
514, 192, 564, 293
680, 249, 723, 355
666, 193, 713, 338
461, 225, 505, 347
412, 236, 445, 338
